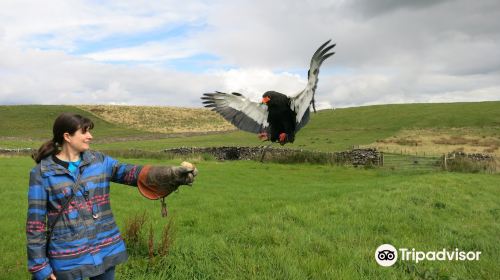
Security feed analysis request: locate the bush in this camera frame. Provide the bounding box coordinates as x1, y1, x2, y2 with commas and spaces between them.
123, 212, 175, 259
265, 150, 334, 164
443, 154, 496, 173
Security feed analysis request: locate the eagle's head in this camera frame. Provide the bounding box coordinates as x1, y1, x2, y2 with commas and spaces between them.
261, 93, 271, 105
261, 91, 287, 107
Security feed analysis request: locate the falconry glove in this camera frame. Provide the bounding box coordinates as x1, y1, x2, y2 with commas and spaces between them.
137, 162, 198, 217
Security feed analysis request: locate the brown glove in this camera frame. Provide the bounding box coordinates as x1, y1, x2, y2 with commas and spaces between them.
137, 162, 198, 200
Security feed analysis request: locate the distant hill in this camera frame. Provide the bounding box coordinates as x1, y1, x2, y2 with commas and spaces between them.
1, 101, 499, 155
304, 101, 500, 155
77, 105, 234, 134
0, 105, 149, 139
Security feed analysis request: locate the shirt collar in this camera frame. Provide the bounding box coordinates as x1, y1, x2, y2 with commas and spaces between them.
41, 150, 95, 177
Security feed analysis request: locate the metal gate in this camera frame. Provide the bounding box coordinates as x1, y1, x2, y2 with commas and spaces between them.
381, 153, 442, 171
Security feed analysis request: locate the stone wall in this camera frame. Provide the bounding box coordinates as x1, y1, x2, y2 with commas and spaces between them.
163, 146, 382, 166
0, 146, 383, 167
446, 151, 495, 161
0, 148, 34, 155
443, 151, 497, 173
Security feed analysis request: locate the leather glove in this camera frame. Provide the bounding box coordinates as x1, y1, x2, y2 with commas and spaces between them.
138, 162, 198, 200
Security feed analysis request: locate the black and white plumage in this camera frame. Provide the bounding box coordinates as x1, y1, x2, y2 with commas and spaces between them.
202, 40, 335, 145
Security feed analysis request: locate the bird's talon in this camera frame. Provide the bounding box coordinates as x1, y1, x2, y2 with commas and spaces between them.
279, 133, 287, 144
258, 132, 269, 141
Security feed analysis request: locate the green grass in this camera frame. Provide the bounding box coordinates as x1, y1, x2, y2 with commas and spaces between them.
0, 105, 159, 141
2, 102, 499, 279
1, 101, 499, 152
295, 101, 500, 151
2, 156, 499, 279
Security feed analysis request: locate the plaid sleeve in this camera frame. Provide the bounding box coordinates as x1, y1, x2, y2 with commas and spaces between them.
106, 155, 143, 186
26, 167, 53, 280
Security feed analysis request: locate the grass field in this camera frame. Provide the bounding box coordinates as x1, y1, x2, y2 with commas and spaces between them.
367, 128, 500, 157
1, 102, 499, 156
1, 156, 499, 279
1, 102, 499, 279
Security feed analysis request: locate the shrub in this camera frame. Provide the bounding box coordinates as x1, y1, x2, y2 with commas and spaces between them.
123, 212, 175, 259
124, 212, 147, 249
443, 153, 496, 173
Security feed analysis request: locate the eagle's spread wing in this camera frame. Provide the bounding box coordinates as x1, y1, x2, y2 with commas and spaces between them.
290, 40, 335, 132
202, 91, 269, 134
295, 107, 310, 133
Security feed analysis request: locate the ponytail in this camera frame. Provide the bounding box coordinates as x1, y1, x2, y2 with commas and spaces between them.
32, 139, 59, 163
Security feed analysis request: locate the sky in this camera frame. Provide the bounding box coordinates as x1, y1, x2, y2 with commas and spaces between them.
0, 0, 499, 108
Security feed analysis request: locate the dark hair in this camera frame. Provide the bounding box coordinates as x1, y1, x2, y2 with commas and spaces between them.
32, 113, 94, 163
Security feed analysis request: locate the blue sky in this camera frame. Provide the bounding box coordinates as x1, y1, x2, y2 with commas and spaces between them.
0, 0, 499, 107
71, 24, 195, 55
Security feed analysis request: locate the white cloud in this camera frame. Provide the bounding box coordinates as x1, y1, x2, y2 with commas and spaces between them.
83, 41, 198, 62
214, 68, 306, 99
0, 0, 499, 108
0, 43, 220, 106
0, 0, 207, 50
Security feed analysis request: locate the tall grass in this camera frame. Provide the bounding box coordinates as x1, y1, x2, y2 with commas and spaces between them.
123, 211, 175, 260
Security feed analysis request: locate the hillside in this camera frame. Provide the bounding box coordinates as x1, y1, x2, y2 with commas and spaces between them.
0, 105, 232, 149
77, 105, 234, 133
0, 105, 163, 138
1, 101, 499, 156
306, 101, 500, 155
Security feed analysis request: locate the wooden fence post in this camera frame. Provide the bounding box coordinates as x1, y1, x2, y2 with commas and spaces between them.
443, 154, 447, 171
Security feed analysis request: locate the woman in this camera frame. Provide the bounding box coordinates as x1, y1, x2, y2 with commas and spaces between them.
27, 113, 197, 280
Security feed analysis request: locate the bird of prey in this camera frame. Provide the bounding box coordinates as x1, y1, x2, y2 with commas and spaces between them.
202, 40, 335, 145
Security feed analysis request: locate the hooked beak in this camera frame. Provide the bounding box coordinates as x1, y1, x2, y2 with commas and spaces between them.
261, 96, 270, 104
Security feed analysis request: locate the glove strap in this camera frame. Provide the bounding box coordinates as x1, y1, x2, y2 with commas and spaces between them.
161, 197, 168, 218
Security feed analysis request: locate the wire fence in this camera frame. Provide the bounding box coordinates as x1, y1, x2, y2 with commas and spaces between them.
1, 147, 496, 173
381, 152, 498, 173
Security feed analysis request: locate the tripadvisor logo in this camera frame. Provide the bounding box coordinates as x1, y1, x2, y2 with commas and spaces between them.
375, 244, 481, 267
375, 244, 398, 267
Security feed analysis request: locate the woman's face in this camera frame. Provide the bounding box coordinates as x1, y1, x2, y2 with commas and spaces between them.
64, 128, 93, 152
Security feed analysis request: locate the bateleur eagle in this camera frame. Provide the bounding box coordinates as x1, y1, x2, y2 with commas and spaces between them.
202, 40, 335, 145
